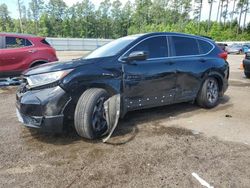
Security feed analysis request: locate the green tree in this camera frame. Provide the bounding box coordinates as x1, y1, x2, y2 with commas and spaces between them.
29, 0, 44, 34
111, 0, 123, 38
46, 0, 67, 37
97, 0, 112, 38
74, 0, 95, 37
0, 4, 14, 32
132, 0, 153, 32
207, 0, 214, 32
121, 1, 132, 36
193, 0, 203, 33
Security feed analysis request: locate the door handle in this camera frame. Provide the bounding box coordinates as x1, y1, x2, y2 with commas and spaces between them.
165, 61, 174, 65
199, 58, 206, 63
28, 50, 37, 53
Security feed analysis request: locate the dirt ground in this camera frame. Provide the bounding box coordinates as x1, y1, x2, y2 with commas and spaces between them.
0, 53, 250, 188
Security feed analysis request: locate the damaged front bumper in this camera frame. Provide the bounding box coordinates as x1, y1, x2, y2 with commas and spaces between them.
16, 86, 71, 133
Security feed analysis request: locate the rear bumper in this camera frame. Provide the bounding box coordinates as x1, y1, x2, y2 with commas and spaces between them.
227, 50, 240, 54
222, 79, 229, 94
221, 64, 229, 95
16, 86, 71, 133
49, 56, 59, 62
243, 59, 250, 73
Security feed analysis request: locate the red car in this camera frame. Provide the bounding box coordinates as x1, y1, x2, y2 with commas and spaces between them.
0, 33, 58, 77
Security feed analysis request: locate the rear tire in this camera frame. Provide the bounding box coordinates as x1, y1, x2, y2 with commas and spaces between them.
196, 77, 219, 108
74, 88, 109, 139
244, 72, 250, 78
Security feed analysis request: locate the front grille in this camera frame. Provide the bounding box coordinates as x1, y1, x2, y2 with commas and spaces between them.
18, 77, 28, 94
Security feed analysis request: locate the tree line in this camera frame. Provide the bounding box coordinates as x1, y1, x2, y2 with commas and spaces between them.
0, 0, 250, 41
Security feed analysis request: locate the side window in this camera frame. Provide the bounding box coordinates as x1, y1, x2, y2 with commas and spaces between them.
41, 39, 51, 46
6, 37, 32, 48
0, 36, 4, 49
172, 36, 199, 56
25, 39, 32, 46
198, 39, 213, 54
128, 36, 168, 59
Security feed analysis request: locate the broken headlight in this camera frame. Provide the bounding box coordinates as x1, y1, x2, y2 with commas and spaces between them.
26, 69, 72, 88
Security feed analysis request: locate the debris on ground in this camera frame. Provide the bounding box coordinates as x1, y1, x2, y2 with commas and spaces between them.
192, 172, 214, 188
0, 77, 23, 87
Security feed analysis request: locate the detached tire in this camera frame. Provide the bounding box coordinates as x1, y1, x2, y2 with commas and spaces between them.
244, 72, 250, 78
196, 77, 219, 108
74, 88, 109, 139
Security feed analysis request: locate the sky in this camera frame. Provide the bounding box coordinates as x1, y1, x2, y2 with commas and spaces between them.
1, 0, 249, 25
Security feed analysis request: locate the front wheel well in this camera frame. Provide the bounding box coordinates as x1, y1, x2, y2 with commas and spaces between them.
30, 60, 48, 68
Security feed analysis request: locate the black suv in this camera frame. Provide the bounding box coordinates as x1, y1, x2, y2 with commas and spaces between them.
243, 52, 250, 78
16, 32, 229, 139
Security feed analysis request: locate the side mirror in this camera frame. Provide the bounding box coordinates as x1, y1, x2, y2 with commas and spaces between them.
122, 51, 148, 62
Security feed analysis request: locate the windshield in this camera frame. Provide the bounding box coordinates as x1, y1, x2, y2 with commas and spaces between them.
85, 35, 141, 59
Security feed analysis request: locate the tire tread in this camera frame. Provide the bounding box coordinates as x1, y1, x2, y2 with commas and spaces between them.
74, 88, 108, 139
196, 77, 219, 109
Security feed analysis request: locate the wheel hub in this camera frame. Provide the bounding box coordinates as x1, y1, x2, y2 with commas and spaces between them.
92, 97, 107, 132
207, 79, 219, 104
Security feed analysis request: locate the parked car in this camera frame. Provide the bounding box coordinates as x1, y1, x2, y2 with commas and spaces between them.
226, 44, 243, 54
243, 52, 250, 78
16, 32, 229, 140
242, 44, 250, 53
0, 33, 58, 78
216, 43, 228, 51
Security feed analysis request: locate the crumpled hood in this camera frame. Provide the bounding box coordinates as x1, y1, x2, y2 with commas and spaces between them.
23, 57, 105, 76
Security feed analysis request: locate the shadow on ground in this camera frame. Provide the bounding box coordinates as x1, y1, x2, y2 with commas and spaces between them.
26, 94, 231, 145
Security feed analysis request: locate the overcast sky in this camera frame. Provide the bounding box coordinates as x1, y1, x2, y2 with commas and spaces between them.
1, 0, 249, 24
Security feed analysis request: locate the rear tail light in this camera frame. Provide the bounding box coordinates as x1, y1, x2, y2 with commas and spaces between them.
218, 51, 228, 60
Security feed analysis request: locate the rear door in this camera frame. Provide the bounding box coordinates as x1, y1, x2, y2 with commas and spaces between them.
169, 36, 213, 102
122, 35, 177, 110
0, 36, 33, 72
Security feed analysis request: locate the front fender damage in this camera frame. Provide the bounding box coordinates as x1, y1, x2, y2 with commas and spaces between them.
103, 94, 120, 142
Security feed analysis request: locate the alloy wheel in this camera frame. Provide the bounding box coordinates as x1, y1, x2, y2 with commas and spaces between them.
206, 79, 219, 104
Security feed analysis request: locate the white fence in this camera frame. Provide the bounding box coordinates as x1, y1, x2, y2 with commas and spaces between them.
219, 41, 250, 45
46, 38, 113, 51
46, 37, 250, 51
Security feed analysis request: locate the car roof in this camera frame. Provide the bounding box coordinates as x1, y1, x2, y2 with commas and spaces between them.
0, 32, 43, 39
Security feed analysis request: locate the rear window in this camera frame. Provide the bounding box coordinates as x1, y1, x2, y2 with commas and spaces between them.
6, 37, 32, 48
41, 39, 51, 46
172, 36, 199, 56
198, 39, 213, 54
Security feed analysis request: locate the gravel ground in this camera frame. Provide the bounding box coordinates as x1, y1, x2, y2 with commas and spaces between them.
0, 53, 250, 188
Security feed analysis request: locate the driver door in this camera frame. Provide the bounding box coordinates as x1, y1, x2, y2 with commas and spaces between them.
122, 36, 177, 111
